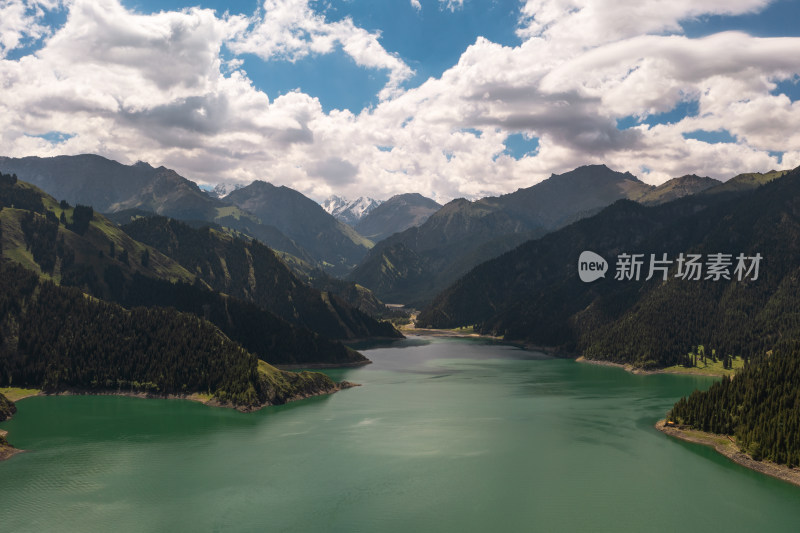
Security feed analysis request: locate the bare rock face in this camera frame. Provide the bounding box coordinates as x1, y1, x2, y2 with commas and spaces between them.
0, 392, 16, 422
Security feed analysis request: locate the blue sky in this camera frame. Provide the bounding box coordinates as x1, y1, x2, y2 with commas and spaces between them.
117, 0, 525, 112
2, 0, 800, 201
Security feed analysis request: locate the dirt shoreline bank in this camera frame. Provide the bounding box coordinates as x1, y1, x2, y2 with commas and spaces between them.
401, 326, 503, 340
0, 429, 22, 461
275, 361, 371, 370
655, 419, 800, 488
575, 355, 730, 378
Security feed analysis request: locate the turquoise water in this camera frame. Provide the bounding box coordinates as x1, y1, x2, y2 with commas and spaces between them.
1, 337, 799, 532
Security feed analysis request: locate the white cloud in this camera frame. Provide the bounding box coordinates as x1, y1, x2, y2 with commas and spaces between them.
0, 0, 799, 205
440, 0, 465, 11
228, 0, 414, 100
517, 0, 769, 46
0, 0, 60, 57
411, 0, 421, 11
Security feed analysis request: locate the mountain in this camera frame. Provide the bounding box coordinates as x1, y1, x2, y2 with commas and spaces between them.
0, 392, 15, 422
321, 195, 347, 216
481, 164, 652, 229
0, 173, 379, 366
0, 154, 316, 264
270, 253, 390, 317
0, 262, 341, 409
353, 193, 441, 243
418, 165, 800, 370
703, 169, 791, 195
350, 165, 650, 306
321, 196, 382, 225
0, 174, 197, 289
633, 174, 720, 205
209, 182, 245, 199
668, 349, 800, 466
349, 199, 542, 306
225, 181, 373, 275
121, 215, 400, 340
0, 155, 219, 219
410, 163, 800, 470
0, 392, 17, 456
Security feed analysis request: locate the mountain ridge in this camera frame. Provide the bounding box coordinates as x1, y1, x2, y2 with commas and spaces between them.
0, 173, 393, 367
0, 155, 355, 274
321, 195, 382, 225
350, 165, 651, 306
353, 193, 442, 243
225, 180, 373, 275
418, 165, 800, 370
121, 215, 399, 341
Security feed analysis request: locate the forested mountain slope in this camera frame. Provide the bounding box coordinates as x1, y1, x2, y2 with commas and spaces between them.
225, 181, 373, 275
350, 165, 648, 306
420, 166, 800, 369
122, 216, 400, 340
0, 155, 315, 266
0, 263, 339, 408
0, 173, 376, 367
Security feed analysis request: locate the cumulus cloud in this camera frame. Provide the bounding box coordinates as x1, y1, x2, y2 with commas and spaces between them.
0, 0, 799, 204
517, 0, 769, 45
228, 0, 413, 100
411, 0, 421, 11
0, 0, 60, 57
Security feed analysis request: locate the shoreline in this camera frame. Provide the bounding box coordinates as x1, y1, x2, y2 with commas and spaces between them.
402, 330, 733, 378
401, 326, 503, 341
655, 419, 800, 488
576, 355, 649, 373
575, 355, 732, 378
341, 335, 406, 344
20, 383, 357, 412
275, 361, 371, 370
0, 429, 23, 461
0, 382, 358, 461
407, 331, 797, 486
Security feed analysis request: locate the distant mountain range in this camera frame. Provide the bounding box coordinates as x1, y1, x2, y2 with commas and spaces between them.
354, 193, 441, 243
208, 182, 245, 199
320, 194, 441, 243
350, 165, 656, 306
0, 155, 316, 262
224, 181, 374, 276
2, 153, 784, 312
347, 166, 776, 307
633, 174, 720, 205
321, 196, 382, 225
0, 155, 217, 219
0, 155, 373, 275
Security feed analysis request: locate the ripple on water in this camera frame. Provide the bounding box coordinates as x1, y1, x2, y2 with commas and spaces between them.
1, 341, 799, 533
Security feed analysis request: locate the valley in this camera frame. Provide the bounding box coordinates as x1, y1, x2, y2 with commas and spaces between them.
1, 153, 799, 501
2, 1, 800, 529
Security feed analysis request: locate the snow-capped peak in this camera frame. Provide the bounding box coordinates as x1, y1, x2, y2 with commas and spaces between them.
321, 195, 348, 215
321, 195, 382, 225
206, 182, 245, 199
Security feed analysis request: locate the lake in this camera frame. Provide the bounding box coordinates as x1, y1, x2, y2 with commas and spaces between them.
1, 337, 799, 532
